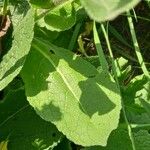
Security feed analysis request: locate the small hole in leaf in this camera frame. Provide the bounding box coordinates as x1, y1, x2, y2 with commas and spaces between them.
52, 133, 56, 137
50, 50, 55, 54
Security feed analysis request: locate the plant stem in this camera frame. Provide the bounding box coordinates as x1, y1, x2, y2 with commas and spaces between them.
68, 23, 82, 51
127, 11, 150, 79
101, 23, 136, 150
93, 22, 109, 72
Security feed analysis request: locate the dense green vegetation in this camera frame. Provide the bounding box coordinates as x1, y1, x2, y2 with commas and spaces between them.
0, 0, 150, 149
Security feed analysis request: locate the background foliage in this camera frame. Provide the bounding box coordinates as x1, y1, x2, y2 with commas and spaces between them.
0, 0, 150, 149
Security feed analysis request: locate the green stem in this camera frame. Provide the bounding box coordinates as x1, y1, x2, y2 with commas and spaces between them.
68, 23, 82, 51
127, 11, 150, 79
101, 23, 136, 150
93, 22, 109, 72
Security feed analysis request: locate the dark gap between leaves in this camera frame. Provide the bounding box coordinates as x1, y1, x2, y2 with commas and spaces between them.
0, 90, 4, 101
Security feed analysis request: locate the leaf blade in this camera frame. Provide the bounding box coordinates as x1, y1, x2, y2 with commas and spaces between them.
21, 38, 121, 146
0, 1, 34, 90
80, 0, 140, 22
0, 89, 62, 150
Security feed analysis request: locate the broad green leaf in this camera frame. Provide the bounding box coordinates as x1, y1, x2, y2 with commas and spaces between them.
38, 0, 79, 31
80, 0, 140, 22
21, 38, 121, 146
0, 1, 34, 90
0, 89, 62, 150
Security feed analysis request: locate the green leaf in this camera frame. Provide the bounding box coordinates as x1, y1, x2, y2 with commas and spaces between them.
82, 128, 150, 150
34, 26, 59, 42
30, 0, 54, 9
80, 0, 140, 22
21, 38, 121, 146
135, 78, 150, 105
123, 75, 150, 125
134, 130, 150, 150
82, 126, 133, 150
0, 1, 34, 90
37, 0, 78, 31
133, 75, 150, 117
0, 89, 62, 150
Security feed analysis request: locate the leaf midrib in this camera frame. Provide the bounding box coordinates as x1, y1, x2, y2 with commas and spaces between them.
32, 43, 88, 116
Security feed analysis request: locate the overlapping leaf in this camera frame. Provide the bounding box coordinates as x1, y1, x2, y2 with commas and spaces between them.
82, 128, 150, 150
37, 0, 80, 31
80, 0, 140, 22
21, 38, 121, 146
82, 127, 133, 150
0, 89, 62, 149
0, 0, 34, 90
